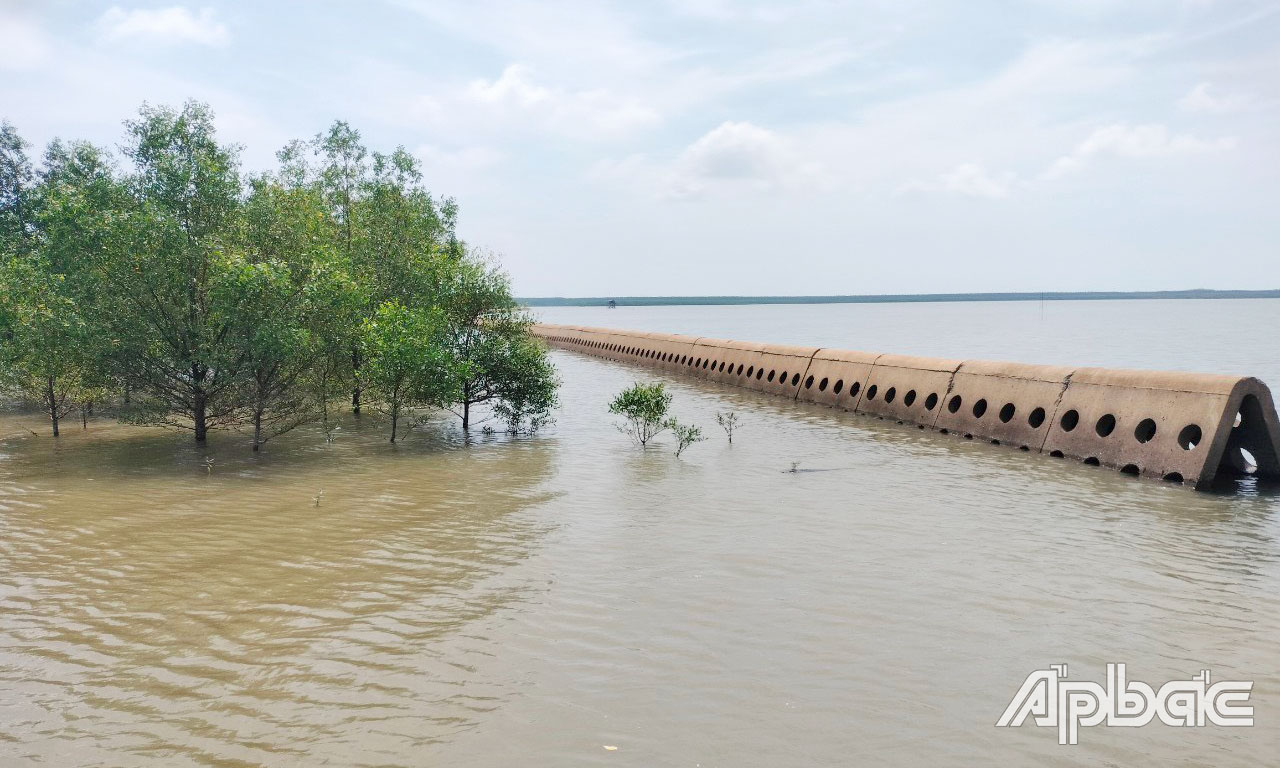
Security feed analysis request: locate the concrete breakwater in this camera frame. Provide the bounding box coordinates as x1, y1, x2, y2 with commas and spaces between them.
532, 323, 1280, 489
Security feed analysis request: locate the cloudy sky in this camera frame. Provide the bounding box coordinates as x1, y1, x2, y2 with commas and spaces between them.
2, 1, 1277, 297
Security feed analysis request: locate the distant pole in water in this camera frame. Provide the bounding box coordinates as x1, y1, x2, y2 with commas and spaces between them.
607, 299, 617, 309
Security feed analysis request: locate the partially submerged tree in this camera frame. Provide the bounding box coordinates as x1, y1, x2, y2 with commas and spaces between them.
609, 382, 673, 447
0, 130, 115, 435
438, 258, 558, 431
491, 336, 559, 435
235, 175, 353, 450
102, 101, 247, 441
314, 121, 370, 415
715, 411, 741, 444
0, 253, 90, 435
667, 418, 706, 458
360, 300, 453, 443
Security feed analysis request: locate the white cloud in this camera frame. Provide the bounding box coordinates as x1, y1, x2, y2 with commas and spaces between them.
586, 121, 828, 199
1178, 81, 1254, 113
898, 163, 1017, 199
468, 64, 551, 107
1044, 123, 1236, 178
0, 8, 51, 70
97, 6, 229, 47
466, 64, 659, 138
665, 121, 825, 198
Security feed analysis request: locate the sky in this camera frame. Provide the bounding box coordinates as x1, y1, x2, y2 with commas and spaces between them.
2, 0, 1278, 297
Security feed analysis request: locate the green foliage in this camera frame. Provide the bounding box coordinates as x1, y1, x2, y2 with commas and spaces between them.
360, 300, 453, 442
0, 103, 559, 449
0, 252, 93, 434
0, 121, 34, 250
667, 418, 706, 458
434, 256, 558, 430
609, 382, 673, 447
491, 336, 559, 435
715, 411, 741, 443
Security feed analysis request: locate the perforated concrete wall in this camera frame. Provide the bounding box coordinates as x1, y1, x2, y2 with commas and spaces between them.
533, 323, 1280, 489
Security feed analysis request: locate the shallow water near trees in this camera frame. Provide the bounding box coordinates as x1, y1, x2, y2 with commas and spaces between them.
2, 299, 1279, 766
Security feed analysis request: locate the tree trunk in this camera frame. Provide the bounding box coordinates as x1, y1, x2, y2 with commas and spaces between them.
252, 409, 263, 452
46, 376, 59, 437
193, 392, 208, 442
390, 401, 399, 443
81, 404, 88, 429
351, 348, 362, 415
462, 400, 470, 431
192, 365, 208, 442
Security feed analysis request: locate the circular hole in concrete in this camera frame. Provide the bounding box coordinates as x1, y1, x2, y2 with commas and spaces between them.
924, 393, 938, 410
1060, 410, 1080, 432
819, 377, 830, 392
1095, 414, 1116, 437
948, 395, 962, 414
1177, 424, 1201, 450
904, 390, 917, 407
885, 387, 896, 403
736, 364, 744, 376
972, 399, 988, 418
804, 375, 813, 389
1083, 457, 1100, 466
833, 379, 844, 394
756, 368, 764, 380
1028, 407, 1046, 428
1163, 472, 1184, 483
1050, 450, 1065, 458
747, 366, 755, 378
1134, 418, 1156, 444
849, 381, 861, 398
866, 384, 878, 400
791, 373, 800, 386
999, 403, 1016, 423
767, 370, 776, 382
1121, 464, 1140, 475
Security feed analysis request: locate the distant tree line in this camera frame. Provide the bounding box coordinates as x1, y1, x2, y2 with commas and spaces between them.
0, 101, 557, 447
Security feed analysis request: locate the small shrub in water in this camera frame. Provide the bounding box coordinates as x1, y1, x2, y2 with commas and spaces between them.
609, 382, 673, 447
667, 418, 706, 458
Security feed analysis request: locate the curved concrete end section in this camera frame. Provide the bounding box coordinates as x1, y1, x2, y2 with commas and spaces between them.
533, 323, 1280, 490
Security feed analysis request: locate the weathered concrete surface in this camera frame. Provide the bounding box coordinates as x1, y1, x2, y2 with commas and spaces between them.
933, 360, 1075, 450
533, 323, 1280, 489
797, 349, 881, 409
858, 354, 962, 427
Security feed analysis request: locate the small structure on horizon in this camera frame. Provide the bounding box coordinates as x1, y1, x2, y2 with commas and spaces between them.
607, 299, 617, 309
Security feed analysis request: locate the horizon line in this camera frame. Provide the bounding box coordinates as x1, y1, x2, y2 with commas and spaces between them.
519, 288, 1280, 307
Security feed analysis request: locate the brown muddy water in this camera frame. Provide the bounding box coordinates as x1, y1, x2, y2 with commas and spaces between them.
2, 299, 1279, 766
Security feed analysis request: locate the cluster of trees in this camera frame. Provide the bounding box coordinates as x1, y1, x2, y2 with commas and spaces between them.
0, 101, 557, 447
